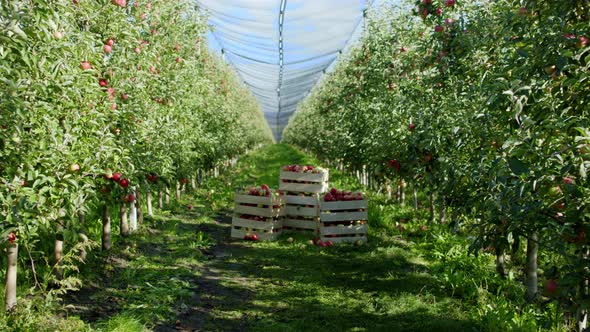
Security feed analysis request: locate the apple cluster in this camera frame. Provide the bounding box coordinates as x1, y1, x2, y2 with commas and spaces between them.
323, 188, 364, 202
103, 171, 130, 189
145, 174, 159, 183
245, 184, 274, 197
282, 164, 320, 173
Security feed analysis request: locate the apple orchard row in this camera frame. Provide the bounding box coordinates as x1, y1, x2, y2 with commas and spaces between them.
0, 0, 272, 311
284, 0, 589, 329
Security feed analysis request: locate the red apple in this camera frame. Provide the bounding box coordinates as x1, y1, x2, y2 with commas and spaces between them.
563, 177, 574, 185
434, 7, 442, 16
124, 194, 135, 202
175, 57, 182, 63
326, 240, 334, 247
105, 38, 115, 46
578, 36, 589, 48
434, 25, 445, 33
408, 123, 416, 131
70, 163, 80, 172
444, 0, 455, 7
7, 232, 16, 244
118, 178, 129, 188
111, 0, 126, 7
545, 279, 558, 294
110, 103, 117, 110
187, 205, 193, 210
121, 93, 129, 100
111, 172, 122, 182
250, 234, 259, 241
103, 44, 112, 54
518, 6, 527, 16
80, 61, 92, 70
134, 47, 141, 54
99, 78, 108, 87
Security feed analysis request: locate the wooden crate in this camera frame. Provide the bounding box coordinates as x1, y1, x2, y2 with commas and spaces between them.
231, 217, 283, 241
279, 168, 329, 193
231, 191, 285, 241
319, 199, 368, 243
283, 193, 319, 234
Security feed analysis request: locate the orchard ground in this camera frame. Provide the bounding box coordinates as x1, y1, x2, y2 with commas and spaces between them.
1, 144, 563, 331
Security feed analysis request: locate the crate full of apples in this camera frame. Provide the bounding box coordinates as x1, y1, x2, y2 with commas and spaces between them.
283, 192, 320, 234
279, 165, 328, 194
231, 184, 285, 241
318, 188, 368, 244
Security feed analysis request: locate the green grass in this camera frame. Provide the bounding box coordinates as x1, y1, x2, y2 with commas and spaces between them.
1, 144, 565, 331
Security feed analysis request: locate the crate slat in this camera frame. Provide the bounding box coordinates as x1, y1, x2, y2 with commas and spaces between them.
231, 228, 281, 241
279, 182, 328, 194
285, 194, 318, 205
320, 199, 367, 211
279, 170, 328, 182
234, 193, 279, 205
286, 205, 318, 217
232, 216, 282, 231
283, 218, 318, 230
320, 211, 368, 222
234, 205, 285, 218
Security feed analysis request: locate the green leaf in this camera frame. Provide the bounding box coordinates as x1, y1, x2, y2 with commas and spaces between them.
508, 157, 529, 176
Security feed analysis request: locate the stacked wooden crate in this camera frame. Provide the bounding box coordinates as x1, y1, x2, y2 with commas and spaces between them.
279, 166, 328, 234
318, 190, 368, 244
231, 187, 285, 241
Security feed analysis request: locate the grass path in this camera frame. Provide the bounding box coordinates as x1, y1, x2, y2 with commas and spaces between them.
65, 144, 477, 331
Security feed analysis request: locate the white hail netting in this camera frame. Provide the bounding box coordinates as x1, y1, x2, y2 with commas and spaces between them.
196, 0, 371, 140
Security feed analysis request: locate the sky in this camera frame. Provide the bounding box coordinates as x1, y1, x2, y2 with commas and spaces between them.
196, 0, 395, 140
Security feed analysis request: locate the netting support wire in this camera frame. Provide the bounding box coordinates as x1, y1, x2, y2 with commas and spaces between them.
277, 0, 287, 139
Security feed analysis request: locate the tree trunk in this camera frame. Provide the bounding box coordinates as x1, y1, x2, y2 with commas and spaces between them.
511, 236, 521, 265
129, 199, 137, 232
400, 180, 406, 207
439, 195, 446, 223
78, 212, 88, 261
386, 183, 392, 200
136, 190, 144, 225
198, 168, 203, 186
175, 182, 181, 201
413, 186, 418, 211
165, 187, 170, 205
147, 191, 154, 216
5, 243, 18, 312
429, 190, 435, 223
191, 177, 196, 191
158, 190, 163, 209
120, 203, 129, 236
577, 248, 589, 331
54, 221, 64, 280
102, 205, 111, 251
525, 231, 539, 302
496, 247, 506, 279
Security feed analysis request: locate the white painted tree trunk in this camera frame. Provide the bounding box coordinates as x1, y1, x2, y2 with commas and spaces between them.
147, 191, 154, 216
129, 199, 137, 232
5, 243, 18, 311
